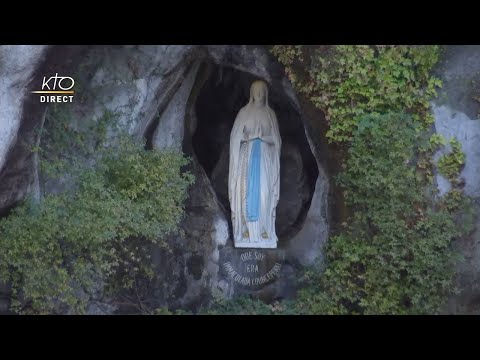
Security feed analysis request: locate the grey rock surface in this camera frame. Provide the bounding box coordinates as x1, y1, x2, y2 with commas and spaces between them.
432, 45, 480, 314
433, 104, 480, 197
0, 45, 49, 171
153, 60, 201, 150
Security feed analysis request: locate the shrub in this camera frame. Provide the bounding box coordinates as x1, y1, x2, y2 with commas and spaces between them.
204, 295, 293, 315
438, 138, 466, 183
294, 113, 468, 314
0, 135, 194, 314
271, 45, 442, 143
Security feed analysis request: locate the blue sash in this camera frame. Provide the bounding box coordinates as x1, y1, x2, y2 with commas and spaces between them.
246, 138, 262, 222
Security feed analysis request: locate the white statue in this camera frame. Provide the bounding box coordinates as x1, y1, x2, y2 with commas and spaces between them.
228, 80, 282, 248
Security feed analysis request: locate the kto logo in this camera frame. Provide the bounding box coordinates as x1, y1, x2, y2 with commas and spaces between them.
31, 73, 75, 103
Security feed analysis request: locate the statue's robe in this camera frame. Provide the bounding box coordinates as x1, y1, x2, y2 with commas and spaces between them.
228, 84, 281, 248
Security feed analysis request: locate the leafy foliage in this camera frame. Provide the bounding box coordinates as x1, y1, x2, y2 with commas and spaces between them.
0, 135, 194, 314
293, 113, 470, 314
271, 45, 442, 143
268, 45, 475, 315
153, 307, 192, 315
204, 295, 293, 315
428, 133, 447, 151
35, 104, 119, 179
438, 138, 466, 183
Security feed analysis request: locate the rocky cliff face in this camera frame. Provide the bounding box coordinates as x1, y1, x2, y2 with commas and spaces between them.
0, 46, 49, 214
0, 45, 330, 313
431, 45, 480, 314
2, 45, 478, 314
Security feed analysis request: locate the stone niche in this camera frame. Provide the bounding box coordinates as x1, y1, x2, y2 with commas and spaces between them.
188, 60, 329, 302
193, 65, 318, 243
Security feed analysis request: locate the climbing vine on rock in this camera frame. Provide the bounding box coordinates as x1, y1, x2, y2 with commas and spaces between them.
271, 45, 442, 143
438, 138, 466, 184
267, 45, 474, 314
293, 113, 471, 314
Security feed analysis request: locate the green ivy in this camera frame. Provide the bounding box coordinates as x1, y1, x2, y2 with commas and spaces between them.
271, 45, 442, 143
153, 307, 192, 315
203, 295, 294, 315
438, 138, 466, 183
293, 113, 471, 314
0, 135, 194, 314
428, 133, 447, 151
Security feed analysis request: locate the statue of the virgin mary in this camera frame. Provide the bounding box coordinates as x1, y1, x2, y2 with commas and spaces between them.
228, 80, 281, 249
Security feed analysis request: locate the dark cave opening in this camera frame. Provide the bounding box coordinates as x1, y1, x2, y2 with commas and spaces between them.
192, 64, 319, 242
